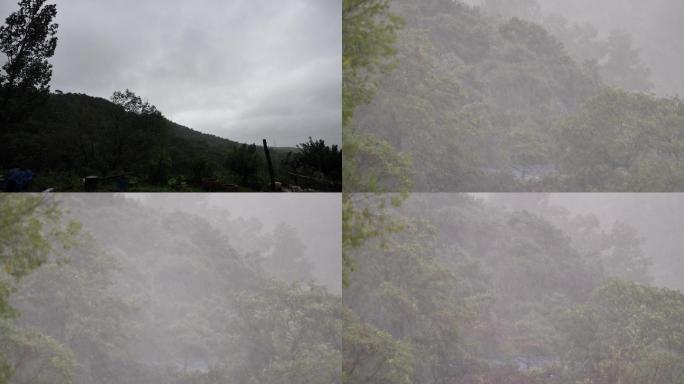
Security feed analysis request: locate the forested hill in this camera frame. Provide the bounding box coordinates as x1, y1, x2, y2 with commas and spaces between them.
3, 194, 341, 383
1, 92, 341, 192
353, 0, 684, 191
344, 193, 684, 383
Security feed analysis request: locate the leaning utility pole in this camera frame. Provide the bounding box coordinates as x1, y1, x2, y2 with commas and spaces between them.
262, 139, 276, 191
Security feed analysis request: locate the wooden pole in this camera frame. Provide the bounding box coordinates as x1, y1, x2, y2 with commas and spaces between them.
262, 139, 276, 191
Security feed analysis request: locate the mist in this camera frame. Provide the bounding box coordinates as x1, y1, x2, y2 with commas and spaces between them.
462, 0, 684, 97
0, 193, 341, 384
537, 0, 684, 97
480, 193, 684, 291
343, 192, 684, 383
131, 193, 342, 292
344, 0, 684, 192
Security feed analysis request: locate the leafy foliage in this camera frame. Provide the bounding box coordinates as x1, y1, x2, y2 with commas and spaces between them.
2, 195, 340, 384
0, 320, 75, 384
555, 89, 684, 191
344, 194, 678, 383
0, 0, 58, 123
342, 0, 412, 193
232, 282, 341, 384
342, 0, 403, 127
0, 194, 80, 314
343, 309, 413, 384
557, 281, 684, 383
347, 0, 684, 191
0, 194, 80, 384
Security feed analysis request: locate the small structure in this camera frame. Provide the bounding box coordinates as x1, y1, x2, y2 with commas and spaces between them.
83, 176, 99, 192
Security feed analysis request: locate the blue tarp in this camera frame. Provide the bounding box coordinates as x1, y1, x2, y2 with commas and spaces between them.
4, 168, 34, 191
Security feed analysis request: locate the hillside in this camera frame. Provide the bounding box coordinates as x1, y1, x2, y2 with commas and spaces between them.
1, 92, 340, 192
348, 0, 684, 191
2, 194, 341, 384
344, 193, 684, 383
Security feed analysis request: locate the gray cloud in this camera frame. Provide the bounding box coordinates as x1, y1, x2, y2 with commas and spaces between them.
0, 0, 341, 146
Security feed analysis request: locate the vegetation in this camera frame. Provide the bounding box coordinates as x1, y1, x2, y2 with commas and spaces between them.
0, 1, 341, 192
0, 194, 80, 384
0, 0, 58, 124
0, 194, 340, 384
0, 90, 341, 192
343, 194, 684, 383
347, 0, 684, 191
342, 0, 413, 289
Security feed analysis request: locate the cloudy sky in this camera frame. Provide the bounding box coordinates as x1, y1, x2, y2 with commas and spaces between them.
0, 0, 341, 146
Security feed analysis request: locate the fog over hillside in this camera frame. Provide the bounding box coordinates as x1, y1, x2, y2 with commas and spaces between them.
345, 0, 684, 192
344, 192, 684, 383
1, 194, 341, 384
465, 0, 684, 97
131, 193, 342, 292
481, 193, 684, 291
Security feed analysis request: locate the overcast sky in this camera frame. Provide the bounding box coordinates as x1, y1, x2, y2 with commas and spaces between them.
0, 0, 341, 146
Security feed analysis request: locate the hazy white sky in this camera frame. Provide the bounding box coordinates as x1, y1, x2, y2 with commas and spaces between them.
0, 0, 341, 146
128, 193, 342, 292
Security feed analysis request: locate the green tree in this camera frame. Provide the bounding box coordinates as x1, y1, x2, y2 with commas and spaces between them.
344, 208, 483, 383
557, 281, 684, 383
0, 195, 80, 317
342, 0, 411, 287
343, 309, 413, 384
342, 0, 403, 128
0, 323, 75, 384
342, 0, 411, 193
231, 282, 342, 384
0, 195, 80, 384
0, 0, 58, 123
12, 238, 133, 384
555, 89, 684, 191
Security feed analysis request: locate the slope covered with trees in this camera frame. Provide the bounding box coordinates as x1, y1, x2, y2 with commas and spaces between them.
1, 194, 341, 384
343, 194, 684, 383
0, 1, 341, 192
1, 91, 341, 191
349, 0, 684, 191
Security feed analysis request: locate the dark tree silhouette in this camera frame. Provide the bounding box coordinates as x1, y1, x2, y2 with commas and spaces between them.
110, 89, 161, 116
227, 143, 261, 185
0, 0, 58, 123
295, 137, 342, 181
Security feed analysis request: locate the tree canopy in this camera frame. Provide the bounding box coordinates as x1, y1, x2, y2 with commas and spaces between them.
343, 194, 679, 384
0, 0, 58, 123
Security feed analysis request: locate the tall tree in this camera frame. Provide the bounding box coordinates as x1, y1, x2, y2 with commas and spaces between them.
342, 0, 410, 286
342, 0, 411, 193
0, 0, 58, 123
558, 281, 684, 383
0, 195, 80, 384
